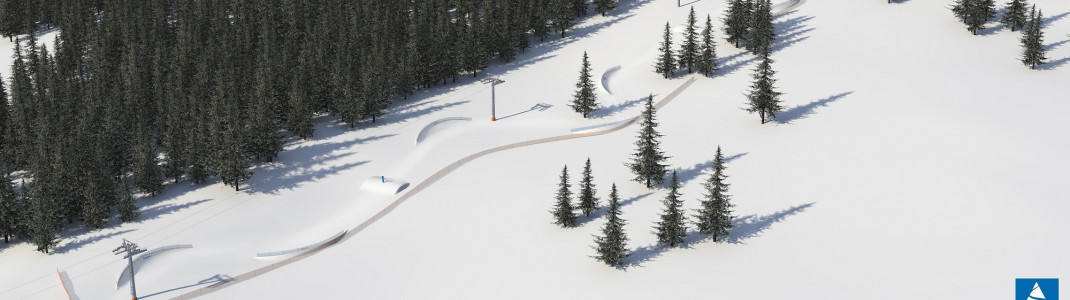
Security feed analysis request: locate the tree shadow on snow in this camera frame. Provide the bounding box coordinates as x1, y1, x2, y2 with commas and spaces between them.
775, 91, 854, 124
717, 11, 815, 76
576, 192, 653, 227
724, 202, 815, 244
674, 153, 749, 186
53, 229, 137, 254
139, 199, 213, 222
589, 94, 650, 119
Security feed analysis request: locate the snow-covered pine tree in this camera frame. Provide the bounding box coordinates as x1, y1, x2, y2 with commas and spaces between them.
746, 52, 784, 124
571, 51, 599, 118
694, 146, 735, 242
1000, 0, 1029, 32
654, 171, 688, 247
593, 183, 629, 267
551, 165, 578, 227
594, 0, 616, 16
654, 22, 677, 78
678, 7, 700, 73
118, 179, 139, 223
578, 158, 600, 217
628, 95, 670, 188
723, 0, 749, 48
747, 0, 775, 54
697, 15, 719, 76
1021, 6, 1047, 69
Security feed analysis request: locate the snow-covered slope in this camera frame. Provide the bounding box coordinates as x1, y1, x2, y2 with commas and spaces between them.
2, 0, 1069, 299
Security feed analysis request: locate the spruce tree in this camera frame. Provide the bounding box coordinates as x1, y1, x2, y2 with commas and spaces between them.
747, 0, 775, 54
1020, 6, 1047, 69
697, 15, 719, 76
551, 165, 578, 227
594, 0, 616, 17
571, 51, 599, 118
694, 146, 734, 242
746, 52, 784, 124
628, 95, 669, 188
24, 181, 59, 253
0, 172, 15, 243
551, 0, 576, 38
654, 22, 677, 78
578, 158, 599, 217
1000, 0, 1029, 31
678, 7, 700, 73
723, 0, 749, 48
654, 171, 687, 247
593, 183, 629, 267
132, 134, 164, 197
118, 179, 139, 223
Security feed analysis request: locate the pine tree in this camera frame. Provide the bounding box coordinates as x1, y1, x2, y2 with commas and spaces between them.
594, 0, 616, 17
1000, 0, 1028, 32
0, 172, 16, 243
697, 15, 719, 76
746, 52, 784, 124
678, 7, 700, 73
572, 0, 588, 16
571, 51, 599, 118
551, 0, 576, 38
24, 181, 59, 253
593, 183, 629, 267
747, 0, 775, 54
1020, 6, 1046, 69
654, 171, 687, 247
132, 134, 163, 197
578, 158, 599, 217
723, 0, 749, 48
654, 22, 677, 78
694, 146, 734, 242
954, 0, 996, 34
117, 179, 139, 223
551, 165, 578, 227
628, 94, 669, 188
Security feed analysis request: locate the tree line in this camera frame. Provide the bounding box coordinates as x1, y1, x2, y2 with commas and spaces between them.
0, 0, 617, 254
950, 0, 1049, 69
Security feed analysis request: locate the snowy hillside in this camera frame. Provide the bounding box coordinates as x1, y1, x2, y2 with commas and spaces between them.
2, 0, 1069, 299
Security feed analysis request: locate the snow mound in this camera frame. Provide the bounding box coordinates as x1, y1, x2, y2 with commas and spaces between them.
254, 231, 347, 260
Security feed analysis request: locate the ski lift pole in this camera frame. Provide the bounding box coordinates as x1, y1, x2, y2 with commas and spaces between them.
113, 239, 147, 300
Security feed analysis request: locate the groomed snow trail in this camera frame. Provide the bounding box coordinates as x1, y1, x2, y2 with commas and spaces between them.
169, 75, 698, 300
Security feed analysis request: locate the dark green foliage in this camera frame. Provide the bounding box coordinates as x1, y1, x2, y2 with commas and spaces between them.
551, 165, 578, 227
654, 22, 677, 78
1000, 0, 1029, 31
746, 52, 784, 124
118, 180, 139, 223
747, 0, 775, 55
571, 52, 599, 118
697, 15, 719, 76
578, 158, 599, 217
593, 183, 628, 267
679, 7, 700, 73
133, 135, 164, 197
594, 0, 616, 17
953, 0, 997, 34
552, 0, 576, 38
723, 0, 751, 48
628, 95, 670, 188
654, 171, 687, 247
1020, 6, 1046, 69
24, 181, 59, 253
694, 146, 734, 242
0, 172, 16, 243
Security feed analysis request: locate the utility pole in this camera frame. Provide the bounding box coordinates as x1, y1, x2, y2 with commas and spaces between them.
114, 239, 147, 300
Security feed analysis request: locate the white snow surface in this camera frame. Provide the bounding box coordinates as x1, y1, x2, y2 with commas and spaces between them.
2, 0, 1070, 299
